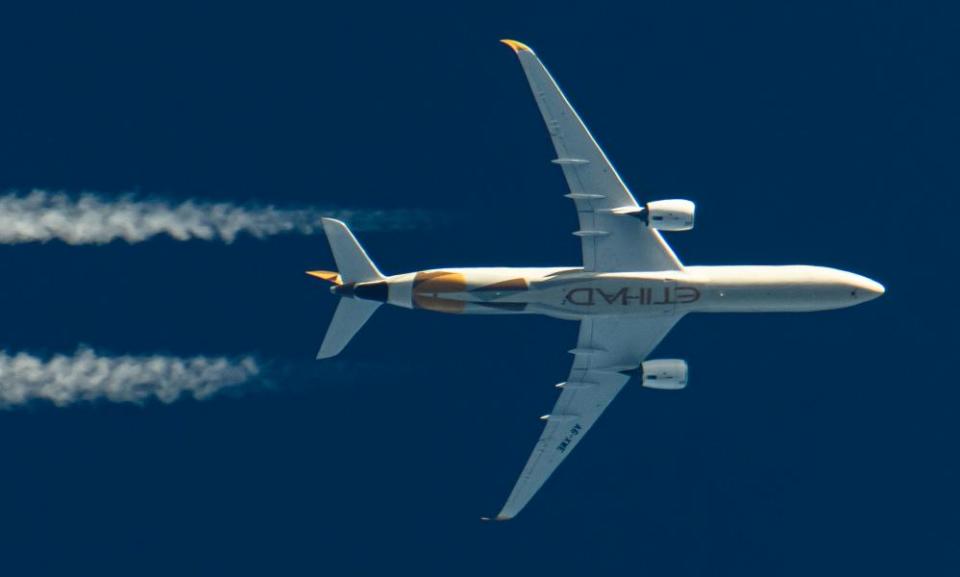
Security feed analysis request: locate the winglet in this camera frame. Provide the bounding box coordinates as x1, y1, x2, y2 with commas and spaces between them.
480, 514, 513, 522
500, 39, 534, 54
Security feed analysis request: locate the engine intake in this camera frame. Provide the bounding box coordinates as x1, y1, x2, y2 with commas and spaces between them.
644, 199, 695, 231
639, 359, 688, 390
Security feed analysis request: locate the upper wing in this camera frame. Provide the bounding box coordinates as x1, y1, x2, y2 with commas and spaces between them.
501, 40, 682, 273
488, 313, 681, 520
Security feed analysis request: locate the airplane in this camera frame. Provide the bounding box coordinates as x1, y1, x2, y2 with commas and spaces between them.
307, 39, 885, 521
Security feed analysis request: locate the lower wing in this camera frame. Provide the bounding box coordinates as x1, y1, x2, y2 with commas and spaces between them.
487, 313, 682, 520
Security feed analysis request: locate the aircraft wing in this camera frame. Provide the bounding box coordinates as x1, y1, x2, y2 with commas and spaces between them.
488, 313, 681, 520
501, 40, 682, 273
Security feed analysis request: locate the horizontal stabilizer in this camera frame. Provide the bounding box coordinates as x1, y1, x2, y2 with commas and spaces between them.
306, 270, 342, 285
317, 297, 382, 359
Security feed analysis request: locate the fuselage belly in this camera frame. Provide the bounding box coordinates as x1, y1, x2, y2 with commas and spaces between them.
359, 265, 884, 318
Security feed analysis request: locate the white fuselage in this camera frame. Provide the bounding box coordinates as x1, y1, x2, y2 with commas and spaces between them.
345, 265, 885, 319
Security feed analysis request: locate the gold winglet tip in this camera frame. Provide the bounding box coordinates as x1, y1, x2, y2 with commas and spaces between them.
500, 39, 533, 54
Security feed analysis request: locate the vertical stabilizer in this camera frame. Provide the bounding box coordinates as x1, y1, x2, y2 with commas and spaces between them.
321, 218, 384, 284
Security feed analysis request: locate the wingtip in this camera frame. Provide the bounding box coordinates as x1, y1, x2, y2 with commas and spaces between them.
480, 513, 514, 522
500, 39, 533, 54
316, 348, 338, 360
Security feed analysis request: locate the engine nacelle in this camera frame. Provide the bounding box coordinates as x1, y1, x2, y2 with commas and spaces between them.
639, 359, 688, 390
644, 199, 695, 231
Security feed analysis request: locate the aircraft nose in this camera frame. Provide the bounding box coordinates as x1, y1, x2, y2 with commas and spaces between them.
865, 278, 885, 298
849, 275, 885, 301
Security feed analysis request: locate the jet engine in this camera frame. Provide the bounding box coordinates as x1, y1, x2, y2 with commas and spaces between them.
644, 199, 695, 231
639, 359, 688, 390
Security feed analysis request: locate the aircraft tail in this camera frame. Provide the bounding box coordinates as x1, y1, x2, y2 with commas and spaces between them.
310, 218, 385, 359
319, 218, 384, 284
315, 298, 381, 359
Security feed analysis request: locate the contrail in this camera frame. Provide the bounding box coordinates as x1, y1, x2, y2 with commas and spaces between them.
0, 190, 433, 245
0, 347, 262, 407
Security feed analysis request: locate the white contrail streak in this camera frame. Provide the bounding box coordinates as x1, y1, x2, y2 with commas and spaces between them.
0, 348, 261, 407
0, 190, 432, 245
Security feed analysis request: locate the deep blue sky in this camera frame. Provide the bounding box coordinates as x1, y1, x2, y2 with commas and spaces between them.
0, 2, 956, 575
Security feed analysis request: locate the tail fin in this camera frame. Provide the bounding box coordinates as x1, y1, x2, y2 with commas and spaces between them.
321, 218, 383, 284
312, 218, 384, 359
316, 298, 381, 359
